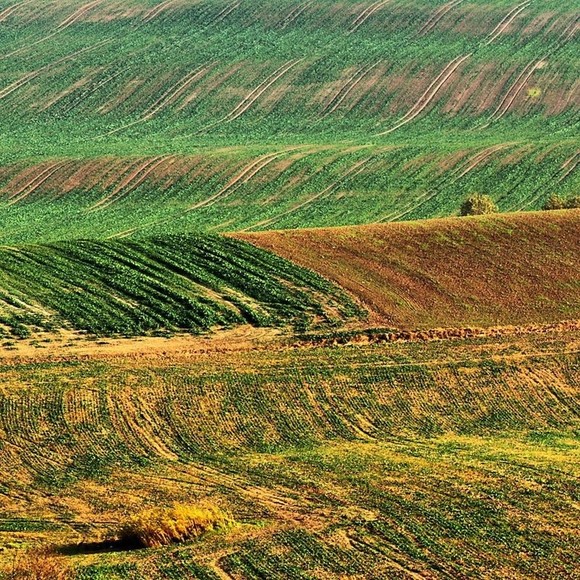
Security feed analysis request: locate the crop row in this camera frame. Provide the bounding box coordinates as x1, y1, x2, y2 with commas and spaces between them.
0, 141, 577, 244
0, 338, 578, 577
0, 348, 577, 481
0, 0, 576, 160
0, 234, 359, 336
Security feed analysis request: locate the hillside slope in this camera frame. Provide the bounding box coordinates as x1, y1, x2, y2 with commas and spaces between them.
0, 0, 577, 238
0, 335, 580, 580
0, 333, 578, 578
0, 234, 359, 337
239, 209, 580, 329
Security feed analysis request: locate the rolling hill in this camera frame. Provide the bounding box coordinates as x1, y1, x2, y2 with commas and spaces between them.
0, 234, 359, 338
0, 1, 578, 578
239, 209, 580, 328
0, 0, 577, 241
0, 331, 578, 578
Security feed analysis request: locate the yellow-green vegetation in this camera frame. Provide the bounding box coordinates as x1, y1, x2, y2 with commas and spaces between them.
0, 331, 578, 578
3, 549, 72, 580
118, 504, 233, 549
459, 193, 498, 215
543, 193, 580, 210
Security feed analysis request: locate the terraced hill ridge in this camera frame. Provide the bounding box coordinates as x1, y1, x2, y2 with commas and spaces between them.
238, 209, 580, 329
0, 0, 577, 238
0, 234, 360, 338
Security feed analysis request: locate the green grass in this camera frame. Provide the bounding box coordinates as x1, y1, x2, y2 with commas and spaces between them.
0, 141, 578, 244
0, 234, 360, 337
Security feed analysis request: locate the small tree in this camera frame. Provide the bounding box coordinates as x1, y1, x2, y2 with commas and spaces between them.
542, 194, 564, 210
460, 194, 498, 216
564, 195, 580, 209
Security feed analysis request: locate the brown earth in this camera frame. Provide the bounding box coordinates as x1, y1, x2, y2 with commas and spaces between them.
237, 209, 580, 329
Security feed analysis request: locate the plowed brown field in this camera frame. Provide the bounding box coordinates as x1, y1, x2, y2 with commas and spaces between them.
238, 209, 580, 329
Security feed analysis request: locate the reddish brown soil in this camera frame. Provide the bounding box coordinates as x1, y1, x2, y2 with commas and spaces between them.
237, 210, 580, 329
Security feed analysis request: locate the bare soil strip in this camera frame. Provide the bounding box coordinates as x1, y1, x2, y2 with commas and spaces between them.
481, 59, 545, 128
0, 319, 578, 364
88, 156, 169, 211
376, 54, 471, 135
187, 152, 285, 211
321, 61, 381, 118
57, 0, 102, 30
215, 59, 303, 126
7, 162, 73, 205
0, 1, 32, 22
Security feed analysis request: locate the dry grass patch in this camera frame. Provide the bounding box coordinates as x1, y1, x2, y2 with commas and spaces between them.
3, 548, 71, 580
117, 503, 233, 549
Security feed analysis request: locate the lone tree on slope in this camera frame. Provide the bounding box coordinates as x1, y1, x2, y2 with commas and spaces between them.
460, 193, 498, 216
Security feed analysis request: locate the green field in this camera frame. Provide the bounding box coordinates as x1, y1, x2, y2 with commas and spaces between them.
0, 0, 577, 241
0, 234, 359, 337
0, 1, 578, 578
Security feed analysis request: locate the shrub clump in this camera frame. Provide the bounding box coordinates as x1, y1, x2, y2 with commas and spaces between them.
459, 194, 498, 216
4, 548, 71, 579
117, 503, 233, 548
542, 194, 580, 210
